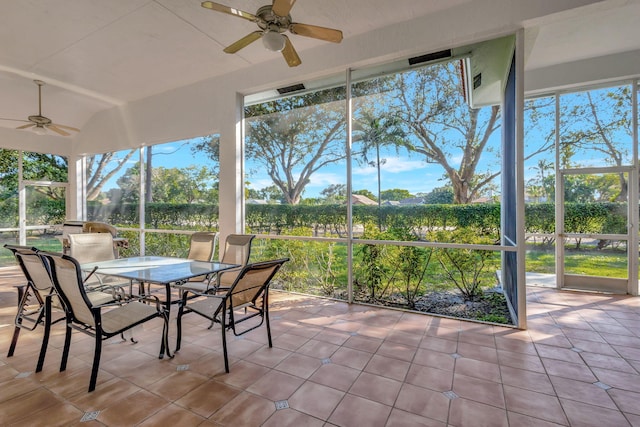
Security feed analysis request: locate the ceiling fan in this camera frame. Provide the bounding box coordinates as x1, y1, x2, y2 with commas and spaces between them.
0, 80, 80, 136
201, 0, 343, 67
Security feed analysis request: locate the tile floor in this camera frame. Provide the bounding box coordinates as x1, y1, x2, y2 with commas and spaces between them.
2, 265, 640, 426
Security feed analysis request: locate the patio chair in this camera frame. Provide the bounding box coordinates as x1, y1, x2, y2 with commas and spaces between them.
68, 233, 131, 294
175, 233, 254, 294
39, 251, 170, 392
4, 245, 113, 372
82, 221, 117, 237
175, 258, 288, 373
186, 231, 218, 282
82, 221, 128, 257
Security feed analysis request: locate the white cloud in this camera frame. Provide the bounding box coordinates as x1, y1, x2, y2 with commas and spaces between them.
308, 171, 344, 187
353, 156, 427, 175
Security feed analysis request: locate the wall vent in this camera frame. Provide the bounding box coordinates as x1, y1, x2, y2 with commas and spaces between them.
408, 49, 452, 66
473, 73, 482, 89
277, 83, 305, 94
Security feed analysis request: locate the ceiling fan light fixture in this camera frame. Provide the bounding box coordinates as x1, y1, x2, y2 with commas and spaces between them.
32, 125, 47, 136
262, 30, 286, 52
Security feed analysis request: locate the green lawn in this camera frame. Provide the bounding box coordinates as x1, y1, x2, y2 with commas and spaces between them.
526, 245, 627, 278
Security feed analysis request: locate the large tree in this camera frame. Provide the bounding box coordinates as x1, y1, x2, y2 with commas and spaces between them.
560, 86, 632, 201
116, 162, 216, 203
85, 150, 137, 200
244, 88, 347, 205
393, 62, 500, 204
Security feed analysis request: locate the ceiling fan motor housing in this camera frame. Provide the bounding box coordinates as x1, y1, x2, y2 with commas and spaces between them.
256, 5, 291, 34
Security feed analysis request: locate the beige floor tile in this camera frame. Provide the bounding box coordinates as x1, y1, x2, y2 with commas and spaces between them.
349, 371, 402, 406
328, 393, 392, 427
448, 397, 508, 427
247, 369, 304, 400
308, 362, 360, 391
210, 391, 276, 426
288, 381, 344, 419
2, 269, 640, 427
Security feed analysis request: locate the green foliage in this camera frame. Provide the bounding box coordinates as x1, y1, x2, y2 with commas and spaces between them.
85, 201, 629, 242
423, 187, 454, 204
252, 228, 341, 296
392, 228, 433, 309
432, 228, 499, 300
354, 223, 389, 301
380, 188, 413, 201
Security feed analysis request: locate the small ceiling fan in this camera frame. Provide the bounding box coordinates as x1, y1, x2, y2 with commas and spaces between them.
201, 0, 343, 67
0, 80, 80, 136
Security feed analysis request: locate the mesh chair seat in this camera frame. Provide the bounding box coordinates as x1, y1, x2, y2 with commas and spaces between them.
3, 244, 115, 373
69, 233, 132, 294
177, 234, 255, 294
186, 231, 218, 283
176, 258, 288, 373
100, 301, 161, 334
40, 251, 169, 392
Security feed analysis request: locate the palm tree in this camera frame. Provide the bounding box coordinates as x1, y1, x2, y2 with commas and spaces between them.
353, 110, 406, 227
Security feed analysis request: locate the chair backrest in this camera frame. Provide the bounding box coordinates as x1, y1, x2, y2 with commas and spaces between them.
82, 221, 118, 237
221, 234, 255, 266
4, 244, 53, 293
39, 252, 95, 327
69, 233, 116, 264
187, 232, 218, 262
226, 258, 288, 309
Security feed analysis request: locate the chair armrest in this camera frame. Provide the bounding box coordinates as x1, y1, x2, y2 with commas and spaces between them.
92, 294, 163, 312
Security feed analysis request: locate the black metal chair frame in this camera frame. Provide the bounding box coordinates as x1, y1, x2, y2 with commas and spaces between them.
4, 244, 65, 373
175, 258, 288, 373
40, 252, 170, 392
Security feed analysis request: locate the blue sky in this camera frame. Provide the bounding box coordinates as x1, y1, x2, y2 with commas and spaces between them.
102, 84, 634, 200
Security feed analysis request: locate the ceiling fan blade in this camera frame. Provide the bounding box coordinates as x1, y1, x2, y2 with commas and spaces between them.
52, 123, 80, 132
48, 125, 71, 136
16, 123, 35, 130
290, 23, 343, 43
272, 0, 296, 17
0, 117, 30, 123
201, 1, 256, 21
223, 31, 263, 53
281, 35, 301, 67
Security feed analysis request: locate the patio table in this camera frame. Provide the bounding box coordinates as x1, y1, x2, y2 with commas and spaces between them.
80, 256, 239, 357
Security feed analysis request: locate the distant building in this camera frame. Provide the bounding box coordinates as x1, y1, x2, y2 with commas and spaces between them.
399, 197, 425, 205
351, 194, 377, 205
382, 200, 400, 206
246, 199, 268, 205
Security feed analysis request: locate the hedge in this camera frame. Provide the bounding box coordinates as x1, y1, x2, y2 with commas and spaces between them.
82, 201, 629, 237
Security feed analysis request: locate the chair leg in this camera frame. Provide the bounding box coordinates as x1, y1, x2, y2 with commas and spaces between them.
265, 305, 272, 348
7, 326, 21, 358
88, 333, 103, 392
7, 285, 27, 357
36, 298, 52, 372
60, 322, 72, 372
176, 301, 185, 352
221, 312, 229, 373
159, 310, 171, 359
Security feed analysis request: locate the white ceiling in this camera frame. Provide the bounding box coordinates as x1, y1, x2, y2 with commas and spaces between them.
1, 0, 639, 137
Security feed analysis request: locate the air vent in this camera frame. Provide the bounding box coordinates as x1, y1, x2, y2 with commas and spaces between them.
277, 83, 305, 95
408, 49, 452, 66
473, 73, 482, 89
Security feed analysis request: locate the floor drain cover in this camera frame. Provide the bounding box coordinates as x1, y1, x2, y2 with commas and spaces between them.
443, 391, 459, 400
80, 411, 100, 422
275, 400, 289, 410
177, 364, 189, 371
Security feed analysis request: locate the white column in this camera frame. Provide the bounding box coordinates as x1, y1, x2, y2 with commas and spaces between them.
218, 91, 245, 250
67, 155, 85, 220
